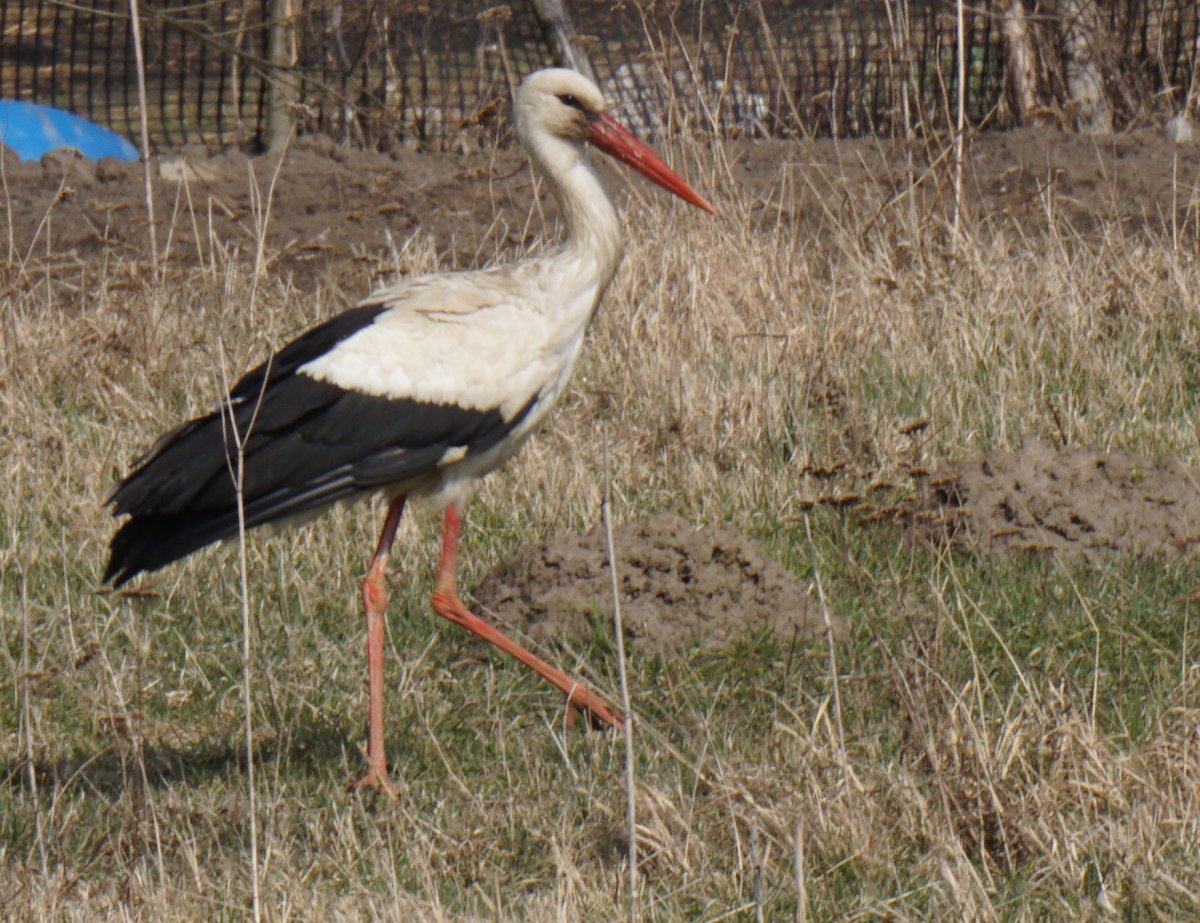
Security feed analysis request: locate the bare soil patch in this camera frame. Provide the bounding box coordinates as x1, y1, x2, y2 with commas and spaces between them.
910, 440, 1200, 560
474, 512, 844, 656
7, 124, 1199, 290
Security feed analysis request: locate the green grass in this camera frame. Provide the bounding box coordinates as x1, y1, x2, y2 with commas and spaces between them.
7, 508, 1198, 918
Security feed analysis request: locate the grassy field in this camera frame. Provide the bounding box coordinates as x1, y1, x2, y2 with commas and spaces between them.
3, 136, 1200, 921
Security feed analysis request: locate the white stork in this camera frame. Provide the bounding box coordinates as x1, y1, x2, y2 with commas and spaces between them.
104, 68, 715, 794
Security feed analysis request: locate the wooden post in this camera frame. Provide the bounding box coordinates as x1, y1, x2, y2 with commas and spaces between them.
1056, 0, 1112, 134
528, 0, 597, 84
268, 0, 298, 150
996, 0, 1038, 123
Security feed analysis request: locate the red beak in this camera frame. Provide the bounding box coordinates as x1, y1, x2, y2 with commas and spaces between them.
587, 112, 716, 215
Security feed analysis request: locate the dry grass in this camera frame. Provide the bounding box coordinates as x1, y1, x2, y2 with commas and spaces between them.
3, 133, 1200, 921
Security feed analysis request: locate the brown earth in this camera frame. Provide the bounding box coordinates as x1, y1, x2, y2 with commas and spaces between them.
474, 512, 843, 657
6, 123, 1200, 285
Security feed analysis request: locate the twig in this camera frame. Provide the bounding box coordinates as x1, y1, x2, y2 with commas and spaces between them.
247, 125, 294, 317
132, 617, 167, 889
217, 341, 264, 923
750, 822, 764, 923
801, 512, 847, 773
1, 139, 13, 264
18, 176, 67, 276
19, 568, 49, 879
602, 424, 637, 922
127, 0, 158, 273
794, 819, 807, 923
952, 0, 967, 239
751, 0, 805, 136
881, 0, 914, 138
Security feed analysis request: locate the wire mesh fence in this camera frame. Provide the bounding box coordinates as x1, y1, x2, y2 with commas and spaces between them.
0, 0, 273, 148
0, 0, 1197, 153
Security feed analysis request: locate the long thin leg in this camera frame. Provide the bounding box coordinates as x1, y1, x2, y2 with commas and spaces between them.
353, 494, 407, 795
431, 504, 625, 730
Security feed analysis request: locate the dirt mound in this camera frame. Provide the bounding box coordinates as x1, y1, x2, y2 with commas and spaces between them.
913, 440, 1200, 560
474, 512, 844, 657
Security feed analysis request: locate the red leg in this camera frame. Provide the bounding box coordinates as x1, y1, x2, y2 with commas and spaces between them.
353, 494, 407, 796
431, 504, 625, 730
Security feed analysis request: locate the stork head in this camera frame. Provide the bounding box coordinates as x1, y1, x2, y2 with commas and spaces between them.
515, 68, 607, 144
515, 68, 715, 214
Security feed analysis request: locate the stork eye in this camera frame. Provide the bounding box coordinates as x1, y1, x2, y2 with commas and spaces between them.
557, 93, 586, 112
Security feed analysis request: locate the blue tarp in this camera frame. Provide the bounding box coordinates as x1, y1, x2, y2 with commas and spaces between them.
0, 100, 139, 162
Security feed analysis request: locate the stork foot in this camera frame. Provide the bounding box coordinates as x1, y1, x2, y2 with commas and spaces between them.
432, 589, 625, 731
350, 765, 404, 798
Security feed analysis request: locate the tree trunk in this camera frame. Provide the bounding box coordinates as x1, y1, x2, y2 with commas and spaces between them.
1056, 0, 1112, 134
996, 0, 1038, 123
268, 0, 299, 151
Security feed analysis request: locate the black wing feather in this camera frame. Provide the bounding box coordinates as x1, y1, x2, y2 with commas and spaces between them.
104, 307, 536, 586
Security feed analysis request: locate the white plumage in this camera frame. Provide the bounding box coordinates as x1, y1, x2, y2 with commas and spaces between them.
300, 265, 598, 422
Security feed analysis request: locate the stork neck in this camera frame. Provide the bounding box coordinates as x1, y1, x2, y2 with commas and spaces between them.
525, 133, 625, 287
